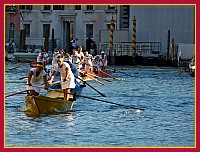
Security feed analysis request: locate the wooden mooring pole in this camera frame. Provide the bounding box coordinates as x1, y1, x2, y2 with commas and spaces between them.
109, 16, 114, 64
132, 16, 136, 58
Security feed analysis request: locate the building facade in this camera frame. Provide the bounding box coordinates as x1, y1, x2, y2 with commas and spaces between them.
130, 5, 195, 58
5, 5, 195, 59
5, 5, 129, 52
5, 5, 21, 45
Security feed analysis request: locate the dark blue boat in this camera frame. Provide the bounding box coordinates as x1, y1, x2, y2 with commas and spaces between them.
49, 80, 86, 95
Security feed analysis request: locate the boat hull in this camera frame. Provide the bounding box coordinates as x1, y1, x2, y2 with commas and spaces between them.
49, 80, 86, 95
25, 94, 74, 116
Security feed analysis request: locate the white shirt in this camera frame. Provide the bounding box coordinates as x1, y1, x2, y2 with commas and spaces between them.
53, 62, 73, 79
84, 54, 93, 65
77, 51, 84, 59
52, 53, 59, 65
30, 68, 46, 84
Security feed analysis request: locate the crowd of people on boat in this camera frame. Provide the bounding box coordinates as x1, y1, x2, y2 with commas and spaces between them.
26, 46, 108, 100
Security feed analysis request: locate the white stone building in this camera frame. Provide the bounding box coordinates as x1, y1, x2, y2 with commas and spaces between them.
6, 5, 195, 59
17, 5, 130, 53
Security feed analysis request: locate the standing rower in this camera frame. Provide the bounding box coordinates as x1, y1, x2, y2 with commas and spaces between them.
49, 55, 76, 100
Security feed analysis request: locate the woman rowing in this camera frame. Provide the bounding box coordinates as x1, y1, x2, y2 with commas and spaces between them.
27, 62, 48, 96
49, 55, 76, 101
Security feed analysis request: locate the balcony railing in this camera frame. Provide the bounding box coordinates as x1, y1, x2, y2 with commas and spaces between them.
96, 42, 162, 57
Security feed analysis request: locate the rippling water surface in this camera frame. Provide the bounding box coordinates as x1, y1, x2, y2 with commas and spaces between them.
5, 62, 195, 147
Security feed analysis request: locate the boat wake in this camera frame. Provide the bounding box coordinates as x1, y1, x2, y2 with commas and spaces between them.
17, 107, 28, 112
124, 109, 142, 115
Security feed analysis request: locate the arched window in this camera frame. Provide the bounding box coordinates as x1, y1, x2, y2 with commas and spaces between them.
9, 23, 15, 40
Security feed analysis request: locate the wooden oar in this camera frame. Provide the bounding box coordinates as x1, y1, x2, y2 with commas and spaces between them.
48, 81, 62, 85
111, 68, 134, 77
177, 70, 185, 76
85, 73, 105, 86
6, 80, 61, 98
47, 88, 143, 110
99, 70, 118, 80
6, 90, 29, 98
19, 76, 28, 80
177, 69, 185, 76
28, 81, 62, 87
87, 72, 112, 82
75, 76, 106, 97
6, 80, 26, 83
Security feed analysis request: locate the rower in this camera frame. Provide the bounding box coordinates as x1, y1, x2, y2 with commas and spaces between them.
37, 51, 49, 66
49, 55, 76, 101
98, 50, 107, 71
26, 62, 48, 96
83, 51, 93, 72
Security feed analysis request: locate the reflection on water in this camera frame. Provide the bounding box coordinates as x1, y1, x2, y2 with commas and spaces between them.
5, 62, 195, 147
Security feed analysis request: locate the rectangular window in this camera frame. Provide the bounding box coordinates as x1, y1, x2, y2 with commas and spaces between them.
43, 24, 50, 37
20, 5, 32, 10
6, 5, 16, 12
20, 5, 25, 10
9, 23, 15, 40
86, 24, 93, 38
26, 5, 32, 10
24, 24, 30, 37
108, 5, 115, 9
86, 5, 93, 10
53, 5, 64, 10
75, 5, 81, 10
120, 5, 130, 29
44, 5, 51, 10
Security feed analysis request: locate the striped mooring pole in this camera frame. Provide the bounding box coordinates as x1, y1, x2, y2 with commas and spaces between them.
132, 16, 136, 57
109, 16, 114, 56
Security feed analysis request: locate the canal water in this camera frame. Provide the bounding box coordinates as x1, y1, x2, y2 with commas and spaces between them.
5, 62, 195, 147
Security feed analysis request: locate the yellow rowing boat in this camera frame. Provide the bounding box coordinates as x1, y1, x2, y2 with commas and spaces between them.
25, 90, 75, 116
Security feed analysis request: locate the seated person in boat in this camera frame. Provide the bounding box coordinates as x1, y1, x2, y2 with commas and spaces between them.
27, 62, 48, 96
64, 56, 78, 78
65, 53, 72, 63
77, 46, 84, 63
49, 55, 76, 100
37, 51, 49, 66
58, 48, 66, 57
83, 51, 93, 72
71, 51, 83, 69
92, 55, 101, 74
98, 50, 107, 71
52, 50, 60, 66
